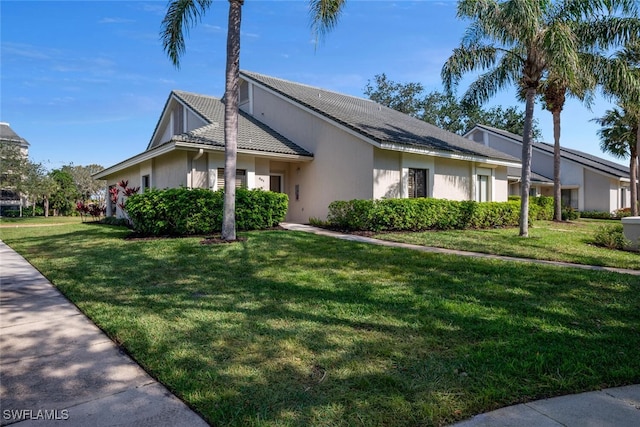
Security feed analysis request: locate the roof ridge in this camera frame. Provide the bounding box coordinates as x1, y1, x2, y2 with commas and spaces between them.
240, 70, 375, 103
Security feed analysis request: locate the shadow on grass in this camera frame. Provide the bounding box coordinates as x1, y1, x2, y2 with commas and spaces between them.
2, 225, 639, 426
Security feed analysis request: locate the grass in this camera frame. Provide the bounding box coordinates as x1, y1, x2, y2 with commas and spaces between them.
1, 222, 639, 426
0, 215, 83, 225
372, 219, 640, 270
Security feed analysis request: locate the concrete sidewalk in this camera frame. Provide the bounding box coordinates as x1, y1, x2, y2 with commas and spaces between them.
0, 241, 208, 427
281, 223, 640, 276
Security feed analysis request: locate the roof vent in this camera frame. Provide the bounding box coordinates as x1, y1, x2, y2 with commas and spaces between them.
318, 93, 321, 98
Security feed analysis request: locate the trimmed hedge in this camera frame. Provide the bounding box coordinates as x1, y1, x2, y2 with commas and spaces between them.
326, 198, 527, 232
125, 187, 288, 236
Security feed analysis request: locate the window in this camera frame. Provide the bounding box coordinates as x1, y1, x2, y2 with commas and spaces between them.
529, 187, 538, 197
239, 81, 249, 105
476, 174, 489, 202
217, 168, 247, 190
173, 104, 184, 135
408, 168, 427, 198
561, 189, 578, 209
269, 175, 282, 193
142, 175, 150, 192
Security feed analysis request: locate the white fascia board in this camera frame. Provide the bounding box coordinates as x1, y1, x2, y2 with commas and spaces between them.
174, 142, 314, 161
380, 142, 521, 168
93, 143, 177, 179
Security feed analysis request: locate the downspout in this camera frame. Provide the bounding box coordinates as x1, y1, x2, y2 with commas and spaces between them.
191, 149, 205, 188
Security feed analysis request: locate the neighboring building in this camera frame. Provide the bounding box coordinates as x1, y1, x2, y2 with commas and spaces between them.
465, 124, 632, 212
0, 122, 30, 216
95, 71, 520, 223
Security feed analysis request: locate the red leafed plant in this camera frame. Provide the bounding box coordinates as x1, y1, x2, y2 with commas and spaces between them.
110, 180, 140, 225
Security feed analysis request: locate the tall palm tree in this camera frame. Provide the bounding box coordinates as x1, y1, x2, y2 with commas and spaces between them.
593, 106, 639, 215
543, 6, 640, 221
441, 0, 638, 236
540, 71, 594, 221
599, 41, 640, 215
161, 0, 346, 241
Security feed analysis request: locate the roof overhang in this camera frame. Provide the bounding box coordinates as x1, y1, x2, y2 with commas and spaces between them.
93, 141, 313, 180
380, 142, 521, 168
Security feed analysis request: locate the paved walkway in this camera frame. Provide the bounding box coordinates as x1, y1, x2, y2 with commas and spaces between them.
0, 241, 208, 427
1, 228, 639, 427
281, 223, 640, 276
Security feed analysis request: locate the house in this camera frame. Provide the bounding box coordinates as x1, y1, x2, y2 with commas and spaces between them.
0, 122, 30, 216
465, 124, 633, 212
95, 71, 520, 223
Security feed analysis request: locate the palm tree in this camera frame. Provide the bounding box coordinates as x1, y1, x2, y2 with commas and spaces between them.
593, 106, 639, 215
542, 5, 640, 221
441, 0, 638, 237
161, 0, 346, 241
599, 42, 640, 215
540, 72, 594, 221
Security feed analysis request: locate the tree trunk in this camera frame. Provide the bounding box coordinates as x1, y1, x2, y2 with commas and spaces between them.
552, 108, 562, 221
44, 197, 49, 218
631, 121, 639, 216
635, 120, 639, 215
221, 0, 243, 241
519, 88, 536, 237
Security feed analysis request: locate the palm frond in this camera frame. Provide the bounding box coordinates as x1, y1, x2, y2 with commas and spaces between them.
461, 52, 519, 105
309, 0, 346, 44
161, 0, 213, 68
441, 45, 500, 94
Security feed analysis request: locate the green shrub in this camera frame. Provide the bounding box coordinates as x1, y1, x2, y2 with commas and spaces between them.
580, 210, 614, 220
125, 188, 288, 236
529, 196, 554, 220
2, 209, 21, 218
593, 224, 630, 250
562, 206, 580, 221
326, 198, 523, 232
613, 207, 632, 219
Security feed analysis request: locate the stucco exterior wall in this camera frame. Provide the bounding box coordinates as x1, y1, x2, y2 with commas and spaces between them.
433, 158, 471, 200
484, 132, 522, 159
154, 151, 188, 189
247, 85, 374, 222
583, 169, 617, 212
493, 166, 509, 202
373, 149, 401, 199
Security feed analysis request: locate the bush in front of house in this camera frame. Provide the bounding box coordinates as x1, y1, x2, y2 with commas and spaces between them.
580, 210, 614, 220
613, 207, 632, 219
593, 224, 630, 250
125, 187, 288, 236
326, 198, 523, 232
562, 205, 580, 221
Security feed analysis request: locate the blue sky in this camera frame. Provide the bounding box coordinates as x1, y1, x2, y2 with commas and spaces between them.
0, 0, 627, 170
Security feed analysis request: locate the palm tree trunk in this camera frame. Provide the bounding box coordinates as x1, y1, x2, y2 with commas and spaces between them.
519, 88, 536, 237
631, 121, 639, 216
221, 0, 243, 241
552, 109, 562, 221
635, 121, 639, 216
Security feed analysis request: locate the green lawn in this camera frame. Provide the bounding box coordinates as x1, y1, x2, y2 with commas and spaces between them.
1, 223, 639, 426
373, 219, 640, 270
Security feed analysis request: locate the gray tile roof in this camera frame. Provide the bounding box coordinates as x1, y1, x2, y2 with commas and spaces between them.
474, 124, 630, 178
166, 91, 312, 157
507, 167, 553, 183
240, 71, 520, 163
0, 122, 29, 146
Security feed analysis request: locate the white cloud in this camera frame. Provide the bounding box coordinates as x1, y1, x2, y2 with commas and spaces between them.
98, 17, 135, 24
